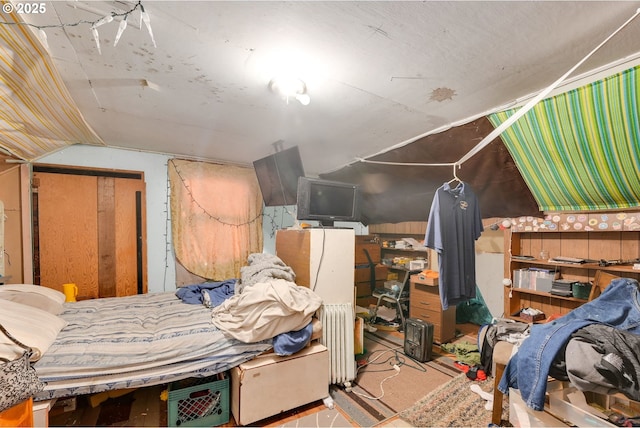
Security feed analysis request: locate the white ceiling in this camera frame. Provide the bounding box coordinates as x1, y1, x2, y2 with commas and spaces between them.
19, 1, 640, 176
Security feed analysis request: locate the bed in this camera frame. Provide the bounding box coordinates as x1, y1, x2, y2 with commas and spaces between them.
38, 292, 278, 400
0, 254, 323, 402
0, 286, 272, 401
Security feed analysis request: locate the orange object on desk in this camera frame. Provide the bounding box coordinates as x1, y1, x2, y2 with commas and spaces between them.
420, 269, 439, 278
0, 398, 33, 427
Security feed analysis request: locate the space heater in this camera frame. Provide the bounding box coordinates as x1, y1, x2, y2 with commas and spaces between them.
318, 303, 355, 385
404, 318, 433, 362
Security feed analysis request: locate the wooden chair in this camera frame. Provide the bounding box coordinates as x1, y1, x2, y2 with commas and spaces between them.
490, 270, 621, 425
588, 270, 620, 301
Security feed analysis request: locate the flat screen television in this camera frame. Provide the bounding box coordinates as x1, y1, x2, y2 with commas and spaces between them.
253, 146, 305, 206
296, 177, 362, 226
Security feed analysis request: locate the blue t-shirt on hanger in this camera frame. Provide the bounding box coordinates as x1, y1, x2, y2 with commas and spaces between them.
424, 181, 483, 310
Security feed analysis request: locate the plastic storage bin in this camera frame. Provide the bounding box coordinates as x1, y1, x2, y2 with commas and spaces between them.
572, 282, 592, 299
167, 374, 229, 427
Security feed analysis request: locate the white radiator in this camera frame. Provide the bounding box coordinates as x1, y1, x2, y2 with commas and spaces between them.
319, 303, 355, 385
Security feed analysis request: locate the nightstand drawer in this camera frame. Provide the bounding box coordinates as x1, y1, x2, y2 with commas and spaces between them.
410, 304, 441, 322
409, 304, 457, 343
410, 306, 441, 323
410, 287, 441, 309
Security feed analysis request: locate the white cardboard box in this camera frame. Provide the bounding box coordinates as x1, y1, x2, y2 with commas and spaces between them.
230, 343, 329, 426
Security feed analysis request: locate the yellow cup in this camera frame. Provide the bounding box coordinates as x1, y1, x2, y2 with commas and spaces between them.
62, 283, 78, 302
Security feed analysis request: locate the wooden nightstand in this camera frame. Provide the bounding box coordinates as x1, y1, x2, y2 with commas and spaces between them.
409, 274, 456, 344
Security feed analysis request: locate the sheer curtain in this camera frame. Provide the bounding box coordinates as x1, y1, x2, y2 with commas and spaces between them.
169, 159, 263, 281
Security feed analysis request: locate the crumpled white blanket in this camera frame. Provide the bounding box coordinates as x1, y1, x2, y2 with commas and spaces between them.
211, 278, 322, 343
237, 253, 296, 294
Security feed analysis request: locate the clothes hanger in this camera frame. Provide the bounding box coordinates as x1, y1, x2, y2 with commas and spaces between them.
447, 164, 462, 186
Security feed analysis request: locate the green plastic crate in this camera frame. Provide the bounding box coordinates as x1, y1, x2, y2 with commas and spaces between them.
167, 374, 229, 427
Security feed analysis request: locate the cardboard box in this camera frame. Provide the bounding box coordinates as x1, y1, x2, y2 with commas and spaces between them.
230, 343, 329, 426
409, 259, 427, 271
519, 312, 546, 323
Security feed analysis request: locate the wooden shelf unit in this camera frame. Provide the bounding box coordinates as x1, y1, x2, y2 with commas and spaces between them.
504, 212, 640, 321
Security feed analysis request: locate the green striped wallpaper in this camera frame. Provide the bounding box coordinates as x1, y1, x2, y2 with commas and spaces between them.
488, 66, 640, 212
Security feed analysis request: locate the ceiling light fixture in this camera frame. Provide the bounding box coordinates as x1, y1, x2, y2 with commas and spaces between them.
269, 77, 311, 106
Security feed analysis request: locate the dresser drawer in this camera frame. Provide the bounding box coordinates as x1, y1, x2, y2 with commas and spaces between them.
409, 278, 457, 343
410, 304, 442, 326
409, 304, 457, 344
410, 286, 441, 310
410, 305, 442, 325
409, 306, 446, 343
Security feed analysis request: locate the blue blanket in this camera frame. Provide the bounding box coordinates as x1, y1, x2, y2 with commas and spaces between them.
176, 279, 237, 307
273, 322, 313, 355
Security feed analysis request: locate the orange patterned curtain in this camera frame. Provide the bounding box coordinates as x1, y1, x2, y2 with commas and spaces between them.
169, 159, 263, 280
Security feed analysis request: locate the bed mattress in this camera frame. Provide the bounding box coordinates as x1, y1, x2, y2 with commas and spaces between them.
34, 292, 272, 399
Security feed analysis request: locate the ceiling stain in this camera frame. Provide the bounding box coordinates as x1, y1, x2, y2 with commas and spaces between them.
430, 87, 456, 102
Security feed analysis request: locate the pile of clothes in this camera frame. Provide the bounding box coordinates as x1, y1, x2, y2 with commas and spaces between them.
498, 277, 640, 412
176, 253, 322, 356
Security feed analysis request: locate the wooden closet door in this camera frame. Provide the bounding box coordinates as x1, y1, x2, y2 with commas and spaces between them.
35, 172, 100, 297
112, 177, 146, 297
33, 167, 146, 299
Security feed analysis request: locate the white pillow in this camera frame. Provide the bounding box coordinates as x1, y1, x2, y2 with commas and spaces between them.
0, 290, 64, 315
0, 284, 66, 305
0, 299, 68, 361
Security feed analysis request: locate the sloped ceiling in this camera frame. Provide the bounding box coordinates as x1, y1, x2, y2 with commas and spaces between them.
2, 1, 640, 223
0, 13, 105, 159
490, 65, 640, 213
323, 117, 541, 224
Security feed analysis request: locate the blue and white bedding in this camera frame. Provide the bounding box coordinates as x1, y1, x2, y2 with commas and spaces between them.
33, 292, 272, 400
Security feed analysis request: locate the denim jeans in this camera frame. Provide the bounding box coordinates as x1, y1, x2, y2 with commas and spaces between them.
498, 278, 640, 410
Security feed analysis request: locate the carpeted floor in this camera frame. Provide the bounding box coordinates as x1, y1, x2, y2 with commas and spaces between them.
327, 330, 466, 426
399, 372, 510, 427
